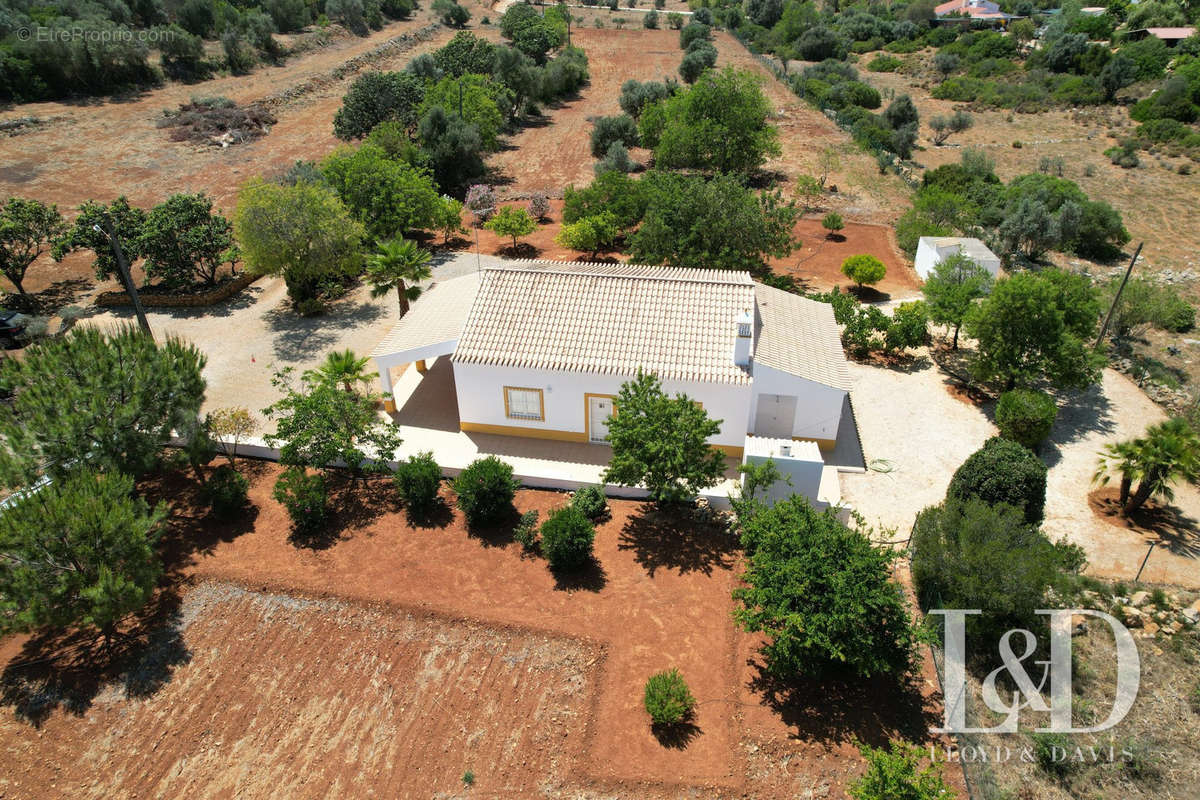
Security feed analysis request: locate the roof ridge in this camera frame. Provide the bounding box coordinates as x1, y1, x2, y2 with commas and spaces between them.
486, 259, 755, 286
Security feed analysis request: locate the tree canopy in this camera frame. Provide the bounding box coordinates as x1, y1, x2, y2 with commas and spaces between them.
321, 144, 441, 241
262, 367, 402, 474
734, 496, 917, 680
233, 178, 364, 303
921, 252, 993, 349
628, 171, 797, 273
602, 371, 727, 503
0, 470, 165, 641
0, 324, 206, 486
965, 269, 1103, 390
639, 67, 780, 174
333, 70, 427, 140
138, 193, 238, 288
0, 197, 66, 295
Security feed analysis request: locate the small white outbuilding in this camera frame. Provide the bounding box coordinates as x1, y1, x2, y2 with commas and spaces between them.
914, 237, 1001, 281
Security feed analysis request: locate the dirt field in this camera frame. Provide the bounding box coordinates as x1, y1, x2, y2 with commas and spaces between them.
0, 466, 957, 798
0, 582, 596, 798
466, 199, 922, 294
863, 63, 1200, 276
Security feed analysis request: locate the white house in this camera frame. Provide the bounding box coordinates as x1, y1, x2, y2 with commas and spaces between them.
914, 236, 1001, 281
371, 261, 862, 469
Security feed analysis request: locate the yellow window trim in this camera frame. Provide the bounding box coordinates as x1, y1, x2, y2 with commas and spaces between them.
503, 385, 545, 421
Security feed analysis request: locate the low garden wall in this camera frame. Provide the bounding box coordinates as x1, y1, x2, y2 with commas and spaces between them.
94, 273, 259, 308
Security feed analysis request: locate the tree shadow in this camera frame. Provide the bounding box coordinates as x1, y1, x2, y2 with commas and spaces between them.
651, 715, 702, 749
140, 465, 260, 575
847, 284, 890, 303
262, 296, 384, 362
551, 556, 608, 593
495, 242, 540, 259
0, 589, 191, 727
746, 658, 940, 748
404, 496, 455, 529
5, 278, 92, 316
465, 506, 522, 548
617, 504, 739, 578
1088, 488, 1200, 559
1039, 382, 1116, 469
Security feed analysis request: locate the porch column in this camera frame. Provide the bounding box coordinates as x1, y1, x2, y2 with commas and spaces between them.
379, 363, 396, 413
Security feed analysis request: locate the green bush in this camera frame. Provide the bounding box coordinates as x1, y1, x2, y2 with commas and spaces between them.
643, 668, 695, 726
393, 451, 442, 513
454, 456, 520, 525
734, 496, 917, 680
841, 254, 886, 287
514, 509, 540, 551
849, 740, 954, 800
272, 466, 328, 537
539, 505, 595, 571
867, 54, 902, 73
203, 465, 250, 521
995, 389, 1058, 450
1032, 732, 1079, 778
947, 436, 1047, 523
571, 485, 608, 520
912, 497, 1083, 634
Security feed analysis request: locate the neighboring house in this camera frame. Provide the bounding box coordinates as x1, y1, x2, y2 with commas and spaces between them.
914, 236, 1002, 281
1127, 27, 1197, 47
935, 0, 1016, 25
371, 261, 863, 470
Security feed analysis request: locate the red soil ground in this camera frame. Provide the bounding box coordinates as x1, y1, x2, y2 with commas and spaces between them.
458, 200, 921, 295
0, 462, 960, 798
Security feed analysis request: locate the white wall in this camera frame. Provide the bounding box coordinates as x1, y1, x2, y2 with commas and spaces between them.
751, 364, 846, 442
452, 362, 753, 447
914, 237, 940, 281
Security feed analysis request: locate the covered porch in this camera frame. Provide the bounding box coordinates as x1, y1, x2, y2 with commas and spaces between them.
382, 355, 743, 501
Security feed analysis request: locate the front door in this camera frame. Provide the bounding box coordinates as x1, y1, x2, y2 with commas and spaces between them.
588, 395, 614, 443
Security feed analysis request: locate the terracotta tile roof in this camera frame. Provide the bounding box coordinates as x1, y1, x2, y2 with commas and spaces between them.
753, 283, 852, 391
453, 261, 757, 384
370, 272, 481, 358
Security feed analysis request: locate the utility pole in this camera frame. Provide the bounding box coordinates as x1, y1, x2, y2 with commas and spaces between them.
97, 221, 152, 336
1094, 241, 1143, 350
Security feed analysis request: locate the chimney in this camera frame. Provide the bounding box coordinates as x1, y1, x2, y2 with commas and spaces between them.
734, 308, 753, 367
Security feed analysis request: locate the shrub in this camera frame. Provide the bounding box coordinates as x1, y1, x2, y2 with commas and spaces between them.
1032, 732, 1078, 779
514, 509, 540, 551
527, 192, 551, 221
454, 456, 520, 525
643, 668, 695, 726
821, 212, 844, 235
272, 466, 328, 537
912, 496, 1083, 635
849, 740, 954, 800
996, 389, 1057, 450
948, 436, 1047, 523
203, 465, 250, 521
867, 54, 902, 73
885, 300, 929, 353
841, 254, 886, 287
571, 485, 608, 520
590, 114, 639, 158
393, 451, 442, 513
539, 505, 596, 571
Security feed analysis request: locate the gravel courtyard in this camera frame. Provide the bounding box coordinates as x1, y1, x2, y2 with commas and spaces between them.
81, 251, 502, 423
842, 355, 1200, 588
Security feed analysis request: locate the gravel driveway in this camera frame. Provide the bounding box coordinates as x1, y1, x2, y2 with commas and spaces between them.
842, 354, 1200, 588
81, 250, 500, 424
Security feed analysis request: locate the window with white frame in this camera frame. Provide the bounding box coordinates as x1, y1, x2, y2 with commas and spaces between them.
504, 386, 544, 421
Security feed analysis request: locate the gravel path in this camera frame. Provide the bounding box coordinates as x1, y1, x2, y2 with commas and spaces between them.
842, 354, 1200, 588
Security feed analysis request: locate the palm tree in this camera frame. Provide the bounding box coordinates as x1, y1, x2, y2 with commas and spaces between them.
1094, 419, 1200, 516
366, 238, 432, 317
305, 349, 376, 394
